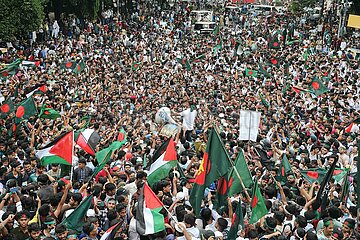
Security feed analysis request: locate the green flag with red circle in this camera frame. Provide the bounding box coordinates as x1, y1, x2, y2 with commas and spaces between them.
277, 154, 293, 184
0, 99, 14, 119
268, 38, 281, 49
60, 61, 77, 70
309, 77, 329, 97
267, 56, 280, 67
245, 68, 258, 77
15, 96, 38, 123
73, 61, 86, 74
249, 181, 268, 224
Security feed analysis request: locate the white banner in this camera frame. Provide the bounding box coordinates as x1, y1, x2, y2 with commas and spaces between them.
238, 110, 261, 142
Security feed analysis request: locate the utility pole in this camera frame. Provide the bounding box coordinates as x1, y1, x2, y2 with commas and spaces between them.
337, 0, 351, 37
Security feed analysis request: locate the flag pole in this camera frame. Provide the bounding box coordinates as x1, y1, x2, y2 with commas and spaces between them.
70, 130, 74, 182
213, 126, 252, 202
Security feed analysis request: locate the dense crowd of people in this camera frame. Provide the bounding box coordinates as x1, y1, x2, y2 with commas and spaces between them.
0, 1, 359, 240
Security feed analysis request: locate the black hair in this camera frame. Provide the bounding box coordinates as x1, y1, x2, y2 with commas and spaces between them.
28, 222, 41, 232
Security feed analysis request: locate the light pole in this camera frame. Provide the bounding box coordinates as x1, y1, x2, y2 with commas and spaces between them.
337, 0, 352, 37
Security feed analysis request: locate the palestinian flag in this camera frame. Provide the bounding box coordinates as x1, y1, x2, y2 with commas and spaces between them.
15, 97, 38, 122
277, 154, 293, 184
60, 61, 77, 70
309, 77, 329, 97
190, 128, 232, 216
228, 150, 253, 196
39, 104, 61, 120
249, 181, 268, 224
245, 69, 258, 77
292, 86, 308, 95
0, 99, 14, 118
108, 128, 127, 151
73, 61, 86, 74
100, 222, 121, 240
21, 60, 41, 68
176, 57, 192, 71
258, 62, 271, 77
345, 117, 360, 133
36, 131, 74, 165
228, 200, 244, 239
268, 57, 280, 67
301, 168, 327, 183
147, 138, 178, 186
62, 195, 93, 233
25, 83, 47, 98
132, 61, 141, 71
268, 38, 281, 49
136, 182, 165, 235
75, 129, 100, 156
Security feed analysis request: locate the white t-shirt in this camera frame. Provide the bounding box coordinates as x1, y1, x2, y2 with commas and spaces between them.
180, 109, 197, 131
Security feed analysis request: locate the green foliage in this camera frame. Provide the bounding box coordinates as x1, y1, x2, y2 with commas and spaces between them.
0, 0, 44, 41
289, 0, 317, 14
63, 0, 101, 20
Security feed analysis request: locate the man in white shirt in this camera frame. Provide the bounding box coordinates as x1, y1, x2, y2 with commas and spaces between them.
173, 102, 197, 141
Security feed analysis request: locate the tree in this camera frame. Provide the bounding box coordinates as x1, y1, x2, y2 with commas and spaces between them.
0, 0, 44, 41
289, 0, 317, 14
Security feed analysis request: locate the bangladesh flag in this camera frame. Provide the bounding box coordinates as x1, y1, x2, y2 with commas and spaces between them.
228, 150, 253, 196
332, 168, 347, 183
73, 61, 86, 74
108, 128, 127, 151
136, 182, 165, 235
132, 61, 141, 71
25, 83, 47, 98
301, 168, 327, 183
249, 181, 268, 224
62, 195, 93, 233
191, 55, 204, 63
60, 61, 77, 70
15, 97, 38, 122
309, 77, 329, 97
213, 36, 223, 54
190, 128, 232, 216
245, 69, 258, 77
39, 104, 61, 120
91, 147, 113, 179
147, 138, 178, 186
74, 129, 100, 156
213, 25, 220, 38
268, 38, 281, 49
0, 99, 14, 118
36, 131, 74, 166
0, 59, 22, 77
277, 154, 293, 184
176, 57, 192, 70
268, 57, 280, 67
258, 62, 271, 77
228, 199, 244, 239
